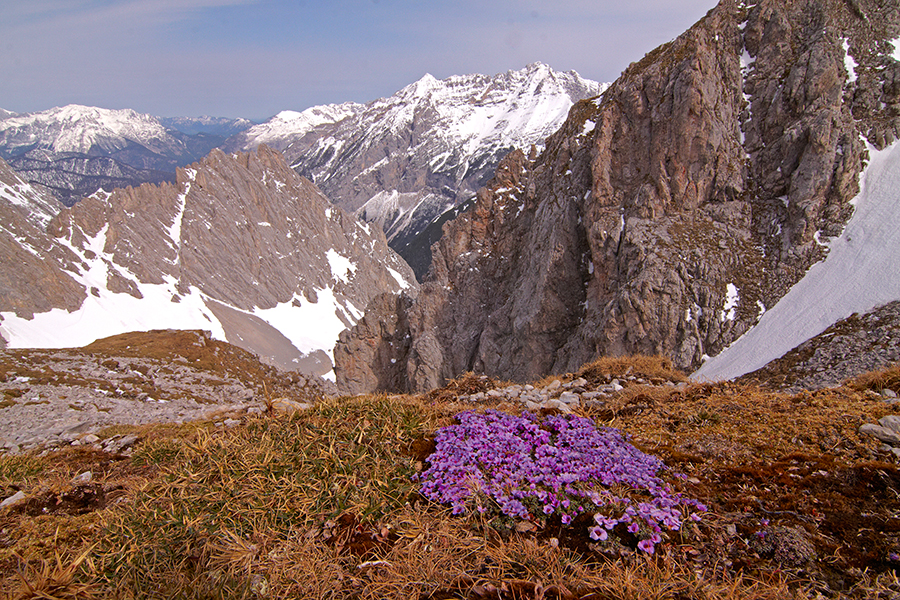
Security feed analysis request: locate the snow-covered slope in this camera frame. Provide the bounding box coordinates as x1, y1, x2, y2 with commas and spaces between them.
0, 148, 416, 378
228, 103, 362, 152
0, 105, 179, 155
0, 159, 61, 228
158, 115, 253, 137
229, 63, 608, 277
693, 141, 900, 382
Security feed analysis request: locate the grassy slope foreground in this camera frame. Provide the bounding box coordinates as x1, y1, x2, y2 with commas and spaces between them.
1, 352, 900, 599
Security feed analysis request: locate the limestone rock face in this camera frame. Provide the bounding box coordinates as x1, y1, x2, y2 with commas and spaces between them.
334, 0, 900, 393
333, 292, 415, 395
1, 146, 416, 376
0, 158, 84, 320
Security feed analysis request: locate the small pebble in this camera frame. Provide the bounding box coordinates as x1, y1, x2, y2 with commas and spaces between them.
73, 471, 92, 485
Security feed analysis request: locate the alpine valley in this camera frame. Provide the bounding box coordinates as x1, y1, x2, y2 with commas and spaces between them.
6, 2, 900, 595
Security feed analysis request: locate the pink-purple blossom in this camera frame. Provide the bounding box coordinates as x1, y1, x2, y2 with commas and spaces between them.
414, 410, 706, 553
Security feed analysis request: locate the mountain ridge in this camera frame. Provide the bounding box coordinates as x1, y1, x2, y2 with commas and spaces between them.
0, 146, 416, 377
227, 63, 607, 277
334, 0, 900, 394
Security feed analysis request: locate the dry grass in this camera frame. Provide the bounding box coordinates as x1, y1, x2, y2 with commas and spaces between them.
576, 354, 688, 385
7, 547, 102, 600
531, 354, 685, 392
585, 380, 892, 466
846, 362, 900, 394
1, 356, 899, 598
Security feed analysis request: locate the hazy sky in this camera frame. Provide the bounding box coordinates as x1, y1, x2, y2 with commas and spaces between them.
1, 0, 716, 121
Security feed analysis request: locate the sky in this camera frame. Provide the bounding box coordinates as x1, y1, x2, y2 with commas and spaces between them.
1, 0, 716, 122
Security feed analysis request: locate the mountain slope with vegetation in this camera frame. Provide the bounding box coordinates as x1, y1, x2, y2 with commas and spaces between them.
1, 347, 899, 598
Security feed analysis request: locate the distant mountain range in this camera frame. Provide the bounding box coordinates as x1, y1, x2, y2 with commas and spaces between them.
0, 106, 253, 205
227, 63, 606, 276
1, 64, 604, 277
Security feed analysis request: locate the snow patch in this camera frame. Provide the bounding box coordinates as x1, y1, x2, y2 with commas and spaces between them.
387, 266, 411, 290
326, 249, 356, 283
694, 142, 900, 382
720, 283, 740, 322
167, 168, 194, 256
250, 287, 351, 364
842, 38, 858, 83
0, 279, 225, 351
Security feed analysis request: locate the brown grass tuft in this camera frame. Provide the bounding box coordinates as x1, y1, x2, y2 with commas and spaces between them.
9, 547, 103, 600
845, 362, 900, 394
576, 355, 688, 385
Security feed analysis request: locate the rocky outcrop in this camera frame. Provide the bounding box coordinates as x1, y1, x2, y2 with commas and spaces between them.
1, 146, 417, 376
739, 300, 900, 392
0, 158, 85, 321
335, 0, 900, 393
0, 329, 326, 453
332, 292, 415, 395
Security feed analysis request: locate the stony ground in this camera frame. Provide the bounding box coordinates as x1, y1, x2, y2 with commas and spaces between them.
0, 330, 327, 454
2, 343, 900, 598
740, 300, 900, 393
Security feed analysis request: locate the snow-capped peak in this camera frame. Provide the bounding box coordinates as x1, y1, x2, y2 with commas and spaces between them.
400, 73, 441, 101
231, 63, 607, 277
235, 102, 363, 151
0, 104, 175, 154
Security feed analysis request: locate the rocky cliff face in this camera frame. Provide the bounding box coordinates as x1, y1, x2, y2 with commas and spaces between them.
0, 160, 84, 328
228, 64, 606, 278
335, 0, 900, 393
0, 147, 416, 376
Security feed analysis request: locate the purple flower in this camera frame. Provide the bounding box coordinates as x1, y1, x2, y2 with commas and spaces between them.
415, 409, 705, 554
637, 539, 655, 554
